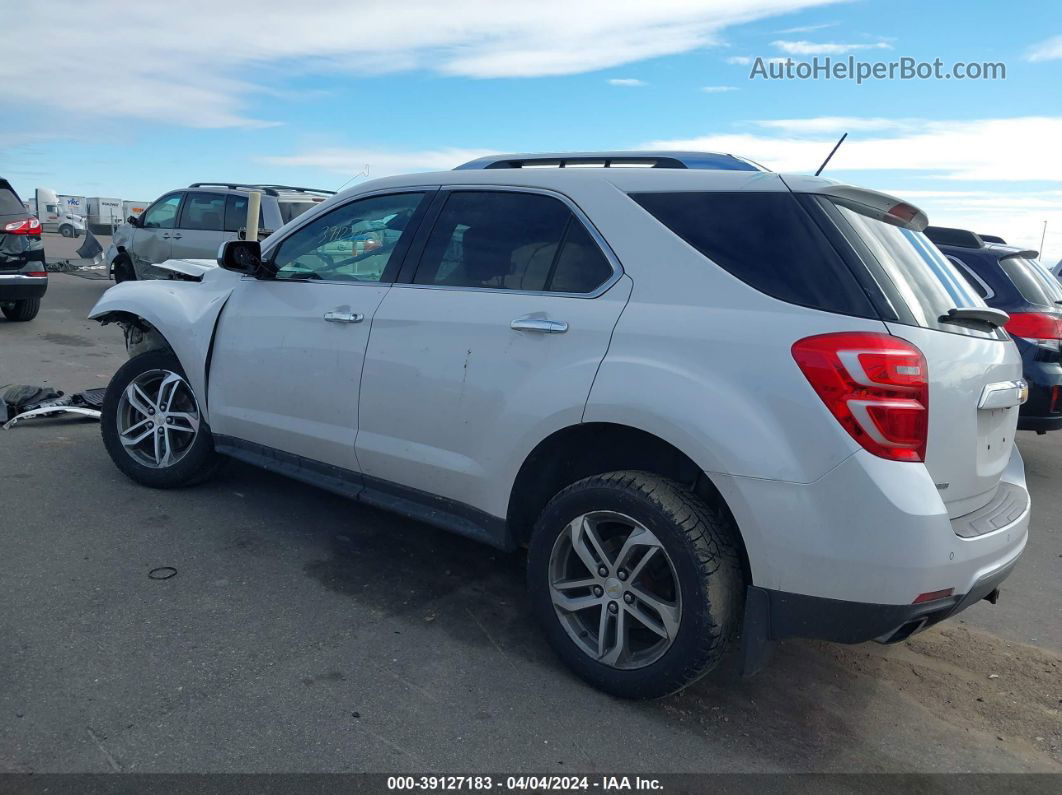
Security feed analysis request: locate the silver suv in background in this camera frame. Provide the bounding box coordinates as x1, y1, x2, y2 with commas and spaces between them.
106, 183, 333, 281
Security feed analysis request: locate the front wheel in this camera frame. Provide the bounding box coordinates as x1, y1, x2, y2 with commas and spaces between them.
527, 471, 744, 699
1, 298, 41, 321
112, 255, 136, 283
101, 351, 221, 488
59, 224, 74, 238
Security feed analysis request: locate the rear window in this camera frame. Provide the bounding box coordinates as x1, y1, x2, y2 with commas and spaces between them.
279, 200, 321, 224
631, 191, 874, 316
0, 185, 25, 216
224, 195, 266, 233
998, 255, 1062, 308
833, 204, 998, 337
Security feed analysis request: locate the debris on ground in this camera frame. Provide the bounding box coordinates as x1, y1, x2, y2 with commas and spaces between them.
1, 384, 106, 429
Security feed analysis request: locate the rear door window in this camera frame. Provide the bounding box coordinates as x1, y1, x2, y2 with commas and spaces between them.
631, 191, 875, 316
998, 255, 1062, 308
179, 192, 226, 231
832, 203, 1002, 338
414, 190, 613, 294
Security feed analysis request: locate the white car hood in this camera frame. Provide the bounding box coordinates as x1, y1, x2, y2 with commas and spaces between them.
155, 258, 218, 280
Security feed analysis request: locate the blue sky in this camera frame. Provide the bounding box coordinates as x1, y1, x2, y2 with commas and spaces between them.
4, 0, 1062, 261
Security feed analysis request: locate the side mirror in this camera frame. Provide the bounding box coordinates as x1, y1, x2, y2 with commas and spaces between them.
218, 239, 272, 277
127, 215, 140, 227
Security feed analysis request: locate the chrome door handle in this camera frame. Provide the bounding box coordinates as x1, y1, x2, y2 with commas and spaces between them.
161, 233, 171, 239
323, 311, 364, 324
172, 233, 182, 239
510, 317, 568, 334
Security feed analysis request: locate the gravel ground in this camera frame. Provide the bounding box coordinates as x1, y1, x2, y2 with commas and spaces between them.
0, 272, 1059, 774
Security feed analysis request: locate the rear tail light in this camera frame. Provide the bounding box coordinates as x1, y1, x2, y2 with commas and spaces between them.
25, 271, 48, 278
792, 332, 929, 462
1050, 385, 1061, 414
3, 217, 42, 236
1003, 312, 1062, 341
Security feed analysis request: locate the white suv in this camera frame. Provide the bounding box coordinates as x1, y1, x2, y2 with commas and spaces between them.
89, 152, 1030, 698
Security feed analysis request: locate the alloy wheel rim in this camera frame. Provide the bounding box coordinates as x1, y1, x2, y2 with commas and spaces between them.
115, 369, 200, 468
548, 511, 682, 670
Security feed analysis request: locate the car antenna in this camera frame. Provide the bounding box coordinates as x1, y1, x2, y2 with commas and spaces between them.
335, 164, 371, 193
814, 132, 848, 177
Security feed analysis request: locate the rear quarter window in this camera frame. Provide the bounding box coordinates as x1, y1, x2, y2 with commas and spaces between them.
998, 256, 1062, 308
0, 186, 26, 216
630, 191, 875, 316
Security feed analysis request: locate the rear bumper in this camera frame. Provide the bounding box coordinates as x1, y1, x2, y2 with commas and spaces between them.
745, 549, 1019, 648
0, 274, 48, 301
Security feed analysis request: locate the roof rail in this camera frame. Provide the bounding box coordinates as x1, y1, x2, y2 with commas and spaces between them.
454, 151, 766, 172
255, 184, 336, 196
188, 183, 280, 196
924, 226, 984, 249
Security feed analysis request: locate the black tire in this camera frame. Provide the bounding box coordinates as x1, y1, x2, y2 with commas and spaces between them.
113, 255, 136, 283
2, 298, 41, 321
527, 471, 744, 699
101, 350, 222, 488
59, 224, 74, 238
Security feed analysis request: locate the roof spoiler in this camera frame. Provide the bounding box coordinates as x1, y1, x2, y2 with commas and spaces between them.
780, 177, 928, 231
998, 249, 1040, 261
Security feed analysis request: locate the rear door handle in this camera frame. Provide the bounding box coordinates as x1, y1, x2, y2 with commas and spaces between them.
511, 318, 568, 334
161, 233, 171, 239
172, 233, 182, 239
324, 311, 364, 324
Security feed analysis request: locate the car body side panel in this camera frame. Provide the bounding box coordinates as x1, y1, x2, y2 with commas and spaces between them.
88, 270, 242, 420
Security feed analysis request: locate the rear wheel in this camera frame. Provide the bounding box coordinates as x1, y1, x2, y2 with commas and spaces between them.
101, 351, 221, 488
527, 471, 744, 699
112, 254, 135, 283
1, 298, 41, 321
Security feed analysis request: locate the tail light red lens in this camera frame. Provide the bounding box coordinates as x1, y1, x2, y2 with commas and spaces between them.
792, 332, 929, 462
3, 217, 42, 236
1004, 312, 1062, 341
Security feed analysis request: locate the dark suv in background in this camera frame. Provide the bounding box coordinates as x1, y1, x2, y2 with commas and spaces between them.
0, 178, 47, 322
106, 183, 333, 281
926, 226, 1062, 433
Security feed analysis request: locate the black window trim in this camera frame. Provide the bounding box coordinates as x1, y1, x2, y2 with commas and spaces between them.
396, 185, 624, 299
177, 190, 228, 232
256, 186, 438, 286
945, 254, 995, 300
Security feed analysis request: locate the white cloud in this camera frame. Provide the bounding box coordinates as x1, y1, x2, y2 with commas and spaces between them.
608, 78, 647, 87
1025, 34, 1062, 62
771, 39, 892, 55
702, 85, 739, 93
1, 0, 841, 128
755, 117, 918, 133
260, 147, 496, 177
775, 22, 837, 34
646, 116, 1062, 182
725, 56, 752, 65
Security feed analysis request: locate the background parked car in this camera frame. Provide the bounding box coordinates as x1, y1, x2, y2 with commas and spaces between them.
0, 178, 47, 322
926, 225, 1062, 433
106, 183, 333, 282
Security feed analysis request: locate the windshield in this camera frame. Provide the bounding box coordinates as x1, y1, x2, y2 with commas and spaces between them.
998, 255, 1062, 308
835, 204, 996, 337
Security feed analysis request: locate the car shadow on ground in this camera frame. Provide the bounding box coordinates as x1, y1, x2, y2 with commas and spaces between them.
208, 459, 1060, 771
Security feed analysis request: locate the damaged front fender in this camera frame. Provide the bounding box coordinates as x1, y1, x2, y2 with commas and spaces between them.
89, 268, 242, 423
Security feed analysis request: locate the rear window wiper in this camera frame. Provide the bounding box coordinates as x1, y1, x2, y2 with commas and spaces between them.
939, 306, 1009, 330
